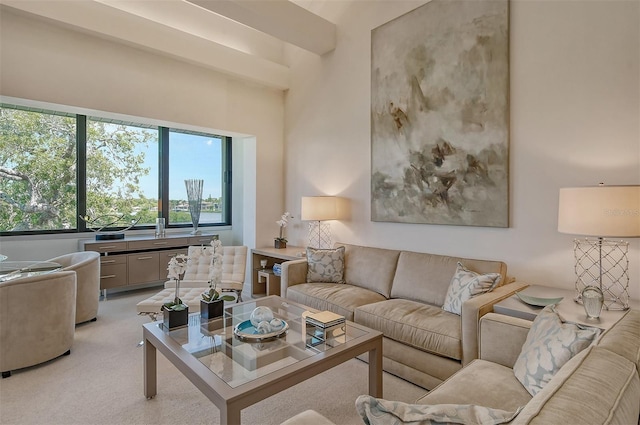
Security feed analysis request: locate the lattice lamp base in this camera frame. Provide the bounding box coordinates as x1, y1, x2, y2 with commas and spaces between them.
573, 238, 629, 310
307, 221, 332, 249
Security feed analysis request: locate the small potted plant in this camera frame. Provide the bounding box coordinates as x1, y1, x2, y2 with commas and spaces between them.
201, 284, 235, 320
201, 240, 235, 320
163, 254, 190, 329
275, 212, 293, 249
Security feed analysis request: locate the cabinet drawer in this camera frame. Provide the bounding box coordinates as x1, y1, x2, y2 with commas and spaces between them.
127, 238, 189, 250
158, 249, 188, 281
188, 235, 217, 246
100, 264, 127, 289
127, 252, 160, 285
85, 240, 128, 254
99, 254, 126, 266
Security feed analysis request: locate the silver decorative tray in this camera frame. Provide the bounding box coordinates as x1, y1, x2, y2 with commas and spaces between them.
516, 292, 563, 307
233, 319, 289, 342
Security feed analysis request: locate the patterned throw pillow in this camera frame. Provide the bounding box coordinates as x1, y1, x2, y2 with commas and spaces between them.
356, 395, 523, 425
306, 246, 345, 283
442, 262, 501, 315
513, 305, 601, 396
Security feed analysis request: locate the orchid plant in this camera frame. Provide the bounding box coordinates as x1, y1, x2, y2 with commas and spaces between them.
275, 212, 293, 243
202, 240, 235, 302
163, 254, 189, 312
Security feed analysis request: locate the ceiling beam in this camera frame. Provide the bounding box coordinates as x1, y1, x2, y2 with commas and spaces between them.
188, 0, 336, 55
1, 1, 290, 90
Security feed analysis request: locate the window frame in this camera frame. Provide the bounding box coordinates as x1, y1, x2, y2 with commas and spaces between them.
0, 103, 232, 236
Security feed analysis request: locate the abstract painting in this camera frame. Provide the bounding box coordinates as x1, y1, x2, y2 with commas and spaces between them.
371, 0, 509, 227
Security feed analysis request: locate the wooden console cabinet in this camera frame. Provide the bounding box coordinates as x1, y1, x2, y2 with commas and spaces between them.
79, 233, 217, 295
250, 246, 304, 297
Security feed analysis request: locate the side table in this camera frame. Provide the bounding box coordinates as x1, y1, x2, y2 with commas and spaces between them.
0, 261, 62, 282
493, 285, 638, 330
251, 246, 305, 297
257, 268, 280, 296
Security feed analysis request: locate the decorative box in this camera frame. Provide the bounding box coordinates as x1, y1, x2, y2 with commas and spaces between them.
304, 310, 346, 347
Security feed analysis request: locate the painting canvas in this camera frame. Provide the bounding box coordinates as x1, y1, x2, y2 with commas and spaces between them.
371, 0, 509, 227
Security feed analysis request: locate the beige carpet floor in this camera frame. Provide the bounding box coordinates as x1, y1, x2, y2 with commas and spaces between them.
0, 288, 426, 425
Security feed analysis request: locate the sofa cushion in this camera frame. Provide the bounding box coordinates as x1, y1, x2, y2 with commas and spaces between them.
355, 299, 462, 361
389, 251, 452, 306
513, 305, 601, 396
596, 309, 640, 371
306, 246, 345, 283
339, 243, 399, 298
442, 262, 501, 315
391, 252, 507, 306
416, 359, 532, 412
356, 394, 523, 425
511, 347, 640, 425
286, 283, 386, 321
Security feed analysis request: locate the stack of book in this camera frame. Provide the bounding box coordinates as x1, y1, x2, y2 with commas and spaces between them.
305, 311, 345, 329
304, 311, 346, 347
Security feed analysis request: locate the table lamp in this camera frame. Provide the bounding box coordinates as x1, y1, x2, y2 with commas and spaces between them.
558, 184, 640, 310
301, 196, 338, 249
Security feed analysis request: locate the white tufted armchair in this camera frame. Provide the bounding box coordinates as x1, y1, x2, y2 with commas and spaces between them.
164, 245, 247, 302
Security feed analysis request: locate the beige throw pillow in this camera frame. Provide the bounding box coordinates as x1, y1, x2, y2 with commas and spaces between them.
306, 246, 345, 283
513, 305, 601, 396
442, 262, 501, 315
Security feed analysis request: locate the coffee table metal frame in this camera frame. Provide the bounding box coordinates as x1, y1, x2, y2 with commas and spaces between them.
143, 296, 383, 424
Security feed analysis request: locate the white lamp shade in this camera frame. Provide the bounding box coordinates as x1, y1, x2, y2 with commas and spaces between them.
301, 196, 338, 221
558, 185, 640, 237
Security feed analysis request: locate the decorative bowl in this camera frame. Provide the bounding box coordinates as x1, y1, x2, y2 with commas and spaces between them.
515, 292, 563, 307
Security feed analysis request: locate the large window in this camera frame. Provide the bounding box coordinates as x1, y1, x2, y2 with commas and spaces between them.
86, 118, 159, 228
0, 107, 77, 232
0, 104, 231, 234
168, 130, 227, 226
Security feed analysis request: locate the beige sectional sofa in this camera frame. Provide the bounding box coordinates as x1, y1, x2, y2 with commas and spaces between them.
413, 310, 640, 424
285, 310, 640, 425
281, 242, 527, 389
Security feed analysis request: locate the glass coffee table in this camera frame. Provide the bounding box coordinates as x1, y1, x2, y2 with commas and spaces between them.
143, 296, 383, 424
0, 261, 62, 282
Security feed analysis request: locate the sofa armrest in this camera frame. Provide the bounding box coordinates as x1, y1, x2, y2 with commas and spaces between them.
479, 313, 532, 368
460, 280, 529, 365
281, 259, 308, 297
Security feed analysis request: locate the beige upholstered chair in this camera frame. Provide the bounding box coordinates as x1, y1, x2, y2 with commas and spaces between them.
48, 251, 100, 324
0, 270, 77, 378
164, 245, 247, 302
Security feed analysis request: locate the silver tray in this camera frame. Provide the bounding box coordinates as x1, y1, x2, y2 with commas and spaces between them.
233, 319, 289, 342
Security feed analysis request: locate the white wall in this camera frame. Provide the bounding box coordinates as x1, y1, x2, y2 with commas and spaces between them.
284, 0, 640, 301
0, 9, 285, 260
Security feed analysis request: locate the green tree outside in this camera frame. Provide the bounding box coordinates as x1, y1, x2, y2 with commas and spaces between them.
0, 107, 225, 233
0, 108, 155, 231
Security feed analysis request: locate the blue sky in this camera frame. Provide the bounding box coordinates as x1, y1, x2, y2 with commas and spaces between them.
137, 132, 223, 200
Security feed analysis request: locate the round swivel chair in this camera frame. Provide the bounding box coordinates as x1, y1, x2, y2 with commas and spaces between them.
0, 271, 76, 377
48, 251, 100, 324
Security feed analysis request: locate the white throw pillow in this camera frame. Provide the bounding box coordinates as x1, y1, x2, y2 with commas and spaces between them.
356, 395, 523, 425
306, 246, 345, 283
442, 262, 501, 315
513, 305, 601, 396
